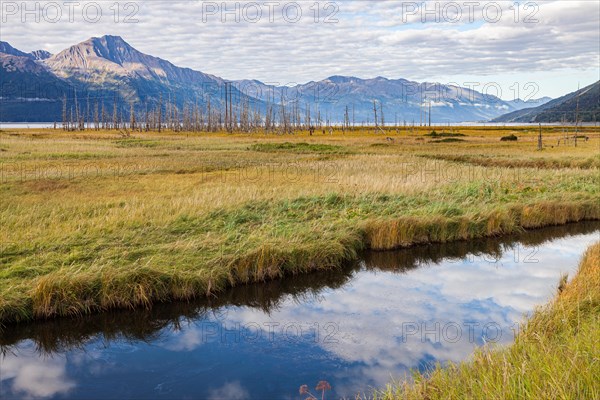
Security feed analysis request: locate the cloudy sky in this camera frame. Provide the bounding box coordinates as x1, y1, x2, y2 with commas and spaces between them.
1, 0, 598, 99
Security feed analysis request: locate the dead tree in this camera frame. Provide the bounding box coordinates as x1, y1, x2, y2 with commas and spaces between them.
62, 94, 68, 130
373, 100, 378, 134
94, 101, 99, 130
112, 93, 118, 130
574, 85, 581, 147
86, 94, 90, 130
158, 94, 163, 133
130, 103, 136, 131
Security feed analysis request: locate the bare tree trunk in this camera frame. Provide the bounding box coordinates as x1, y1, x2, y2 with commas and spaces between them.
101, 103, 106, 130
574, 85, 581, 147
130, 103, 136, 131
86, 93, 90, 130
112, 93, 118, 130
428, 101, 432, 127
74, 89, 80, 130
94, 101, 99, 130
62, 94, 67, 131
156, 94, 162, 132
373, 100, 378, 134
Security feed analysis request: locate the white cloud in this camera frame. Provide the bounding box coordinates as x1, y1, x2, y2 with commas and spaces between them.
3, 231, 596, 398
207, 381, 250, 400
1, 1, 598, 98
0, 342, 76, 398
152, 230, 599, 395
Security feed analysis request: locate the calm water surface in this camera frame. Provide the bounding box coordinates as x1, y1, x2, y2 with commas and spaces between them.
1, 223, 598, 399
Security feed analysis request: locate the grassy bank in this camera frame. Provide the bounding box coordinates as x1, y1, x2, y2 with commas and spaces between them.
378, 241, 600, 399
1, 126, 599, 323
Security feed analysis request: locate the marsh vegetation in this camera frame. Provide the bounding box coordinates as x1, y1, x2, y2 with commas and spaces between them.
0, 126, 598, 323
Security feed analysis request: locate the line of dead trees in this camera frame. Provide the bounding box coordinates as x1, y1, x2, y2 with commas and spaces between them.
58, 88, 446, 135
59, 89, 341, 135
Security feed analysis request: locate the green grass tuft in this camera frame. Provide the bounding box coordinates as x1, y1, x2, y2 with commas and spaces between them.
249, 142, 348, 154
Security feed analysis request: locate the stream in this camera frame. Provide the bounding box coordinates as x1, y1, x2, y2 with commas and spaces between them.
1, 222, 598, 399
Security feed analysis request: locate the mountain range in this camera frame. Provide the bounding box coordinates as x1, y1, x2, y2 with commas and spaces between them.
492, 81, 599, 123
0, 35, 569, 124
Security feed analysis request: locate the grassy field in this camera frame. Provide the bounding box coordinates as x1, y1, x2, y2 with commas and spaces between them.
377, 241, 600, 400
1, 126, 599, 323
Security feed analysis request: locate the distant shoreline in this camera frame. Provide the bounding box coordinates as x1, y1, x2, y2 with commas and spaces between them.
2, 122, 599, 129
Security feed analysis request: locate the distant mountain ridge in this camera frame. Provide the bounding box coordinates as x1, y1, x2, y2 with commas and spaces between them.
0, 41, 70, 121
493, 82, 599, 123
0, 41, 32, 58
1, 36, 251, 122
0, 41, 53, 61
0, 35, 559, 123
45, 35, 220, 85
505, 97, 552, 111
30, 50, 52, 60
233, 76, 521, 124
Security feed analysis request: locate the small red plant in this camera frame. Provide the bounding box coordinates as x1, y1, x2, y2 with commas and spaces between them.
299, 380, 332, 400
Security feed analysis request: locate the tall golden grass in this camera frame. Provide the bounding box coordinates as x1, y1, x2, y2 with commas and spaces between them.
1, 127, 598, 323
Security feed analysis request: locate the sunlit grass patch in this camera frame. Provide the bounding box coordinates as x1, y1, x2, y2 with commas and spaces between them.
114, 139, 162, 148
0, 126, 598, 323
249, 142, 349, 154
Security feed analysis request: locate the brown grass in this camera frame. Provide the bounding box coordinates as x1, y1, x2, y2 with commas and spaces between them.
0, 126, 598, 323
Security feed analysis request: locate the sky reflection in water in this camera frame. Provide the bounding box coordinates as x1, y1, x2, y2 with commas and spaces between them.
1, 223, 598, 399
